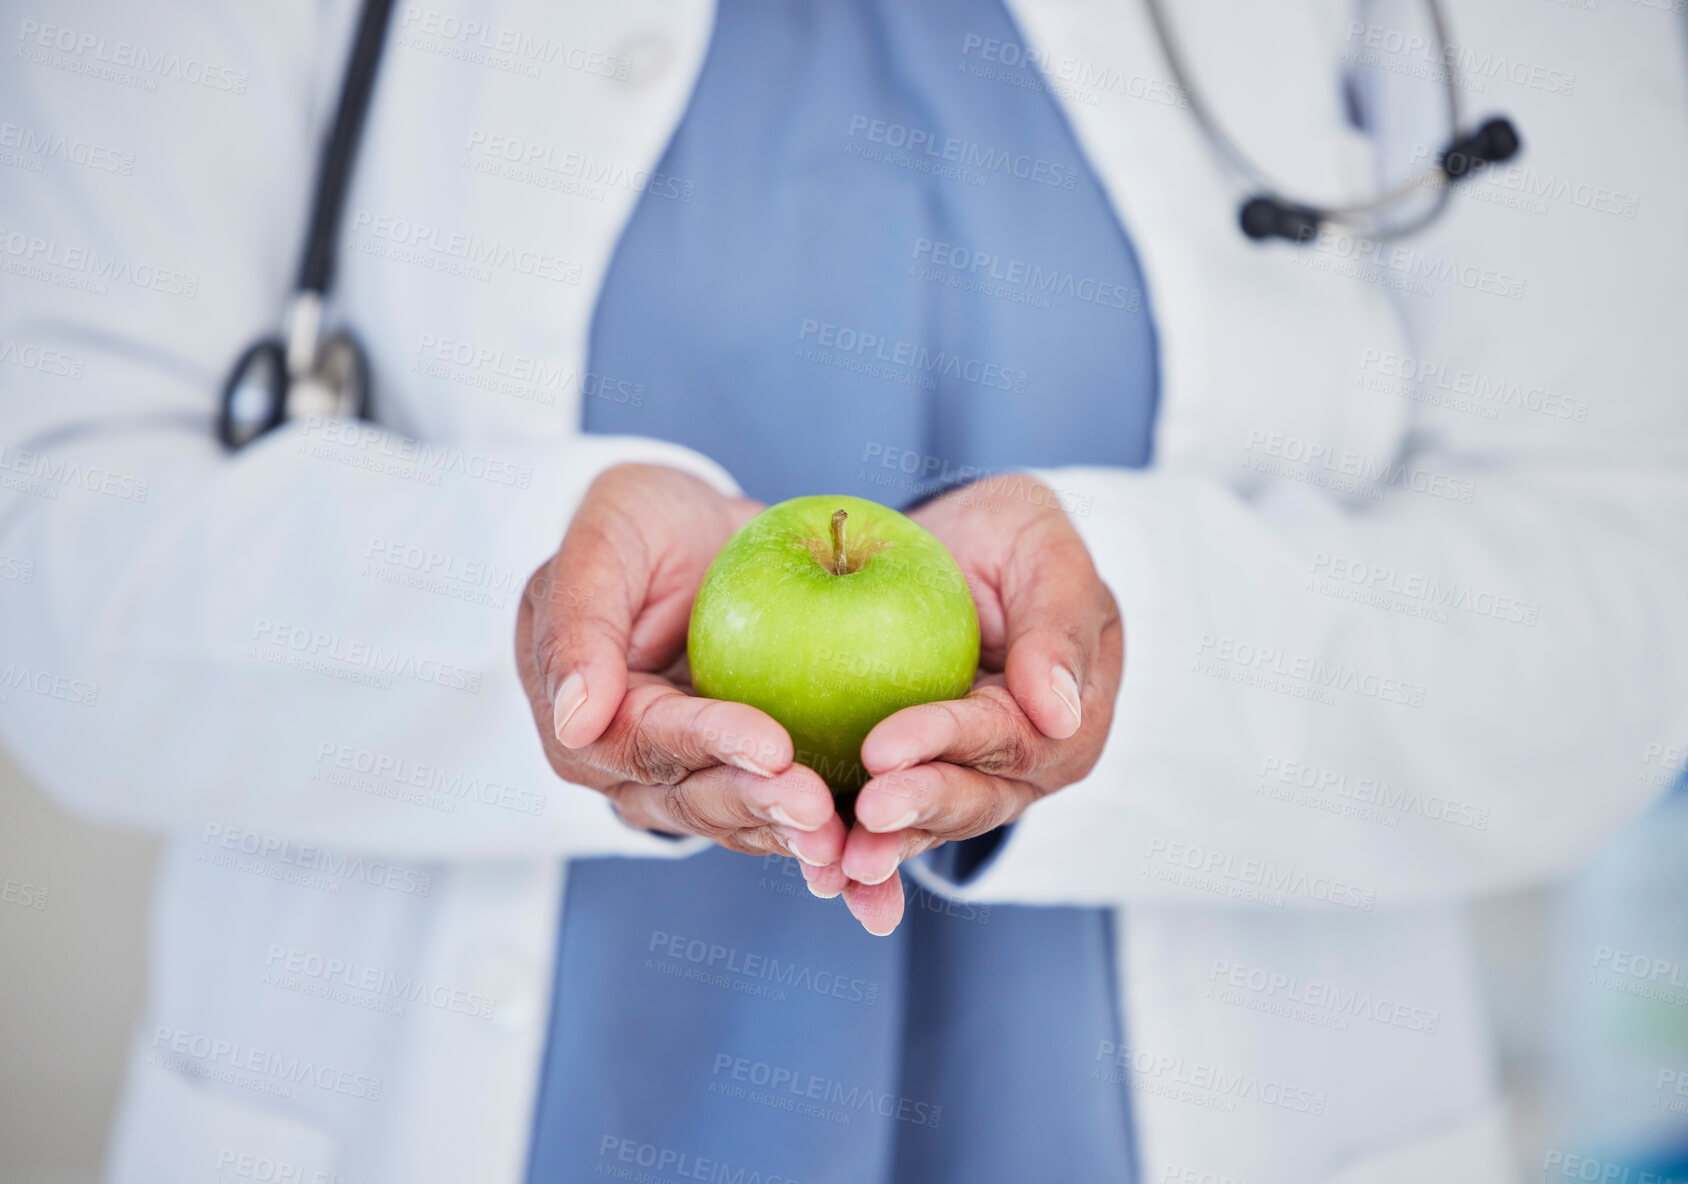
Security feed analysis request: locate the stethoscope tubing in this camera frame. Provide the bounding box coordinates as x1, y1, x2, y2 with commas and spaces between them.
221, 0, 1505, 450
1141, 0, 1468, 236
219, 0, 396, 450
297, 0, 398, 296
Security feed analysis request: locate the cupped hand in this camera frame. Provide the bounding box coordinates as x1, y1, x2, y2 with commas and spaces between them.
516, 463, 843, 865
801, 475, 1123, 935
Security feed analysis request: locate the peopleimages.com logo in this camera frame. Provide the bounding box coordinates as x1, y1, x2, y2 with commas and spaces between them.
250, 618, 483, 694
148, 1027, 381, 1101
845, 114, 1080, 189
1094, 1040, 1327, 1116
1144, 837, 1377, 912
797, 318, 1029, 394
646, 929, 881, 1006
198, 824, 433, 897
709, 1053, 942, 1127
596, 1136, 799, 1184
15, 19, 250, 95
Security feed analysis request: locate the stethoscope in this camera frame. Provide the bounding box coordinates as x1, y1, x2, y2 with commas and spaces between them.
1143, 0, 1520, 242
217, 0, 394, 450
219, 0, 1519, 450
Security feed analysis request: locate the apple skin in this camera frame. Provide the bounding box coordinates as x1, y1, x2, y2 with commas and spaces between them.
688, 495, 980, 795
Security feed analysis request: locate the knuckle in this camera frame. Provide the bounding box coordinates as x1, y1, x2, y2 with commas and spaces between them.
591, 686, 689, 785
945, 792, 1001, 838
897, 831, 937, 863
985, 739, 1033, 783
724, 825, 788, 858
969, 688, 1038, 777
633, 725, 691, 786
533, 640, 568, 702
526, 599, 569, 690
1040, 617, 1085, 653
527, 564, 598, 618
661, 782, 717, 836
983, 732, 1034, 779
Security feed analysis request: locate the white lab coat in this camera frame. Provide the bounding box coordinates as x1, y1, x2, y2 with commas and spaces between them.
2, 0, 1684, 1180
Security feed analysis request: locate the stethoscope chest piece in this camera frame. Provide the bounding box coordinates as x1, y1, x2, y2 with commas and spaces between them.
289, 330, 370, 422
217, 321, 370, 451
218, 337, 288, 450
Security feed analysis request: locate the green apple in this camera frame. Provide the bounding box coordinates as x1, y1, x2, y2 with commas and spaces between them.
688, 494, 980, 796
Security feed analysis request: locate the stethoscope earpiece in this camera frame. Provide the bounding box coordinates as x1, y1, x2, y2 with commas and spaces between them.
1440, 117, 1522, 180
1239, 198, 1322, 244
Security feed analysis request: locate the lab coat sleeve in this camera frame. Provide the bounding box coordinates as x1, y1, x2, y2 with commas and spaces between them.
0, 4, 721, 859
945, 3, 1688, 911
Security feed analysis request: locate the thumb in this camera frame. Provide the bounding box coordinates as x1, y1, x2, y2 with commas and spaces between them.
1000, 529, 1107, 741
527, 518, 647, 750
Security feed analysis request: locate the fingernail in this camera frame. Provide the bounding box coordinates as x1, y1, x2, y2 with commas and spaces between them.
552, 672, 587, 746
779, 828, 827, 867
768, 803, 817, 832
773, 803, 823, 830
854, 863, 899, 887
728, 752, 776, 779
807, 880, 841, 900
1051, 666, 1082, 730
863, 918, 899, 938
865, 807, 918, 834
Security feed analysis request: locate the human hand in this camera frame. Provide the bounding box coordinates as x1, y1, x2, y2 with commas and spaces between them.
516, 463, 843, 864
802, 475, 1123, 935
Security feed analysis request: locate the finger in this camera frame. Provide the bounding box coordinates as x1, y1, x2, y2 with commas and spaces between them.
779, 811, 849, 869
843, 872, 905, 937
576, 681, 797, 791
598, 681, 802, 785
859, 684, 1044, 786
799, 859, 848, 900
712, 811, 849, 867
608, 759, 837, 840
528, 516, 648, 749
839, 823, 925, 887
851, 762, 1032, 842
1000, 529, 1112, 740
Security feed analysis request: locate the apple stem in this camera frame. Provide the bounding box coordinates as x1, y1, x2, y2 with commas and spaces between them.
831, 510, 849, 575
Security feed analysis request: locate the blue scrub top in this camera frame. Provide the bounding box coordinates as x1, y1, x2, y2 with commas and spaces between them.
528, 0, 1158, 1181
